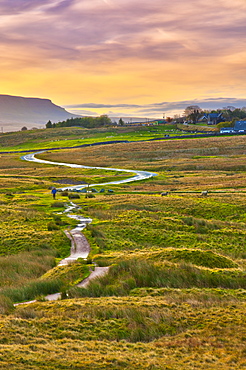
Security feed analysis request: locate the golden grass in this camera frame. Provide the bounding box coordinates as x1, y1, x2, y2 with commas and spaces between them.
0, 132, 245, 368
0, 297, 242, 369
37, 136, 246, 192
41, 260, 90, 287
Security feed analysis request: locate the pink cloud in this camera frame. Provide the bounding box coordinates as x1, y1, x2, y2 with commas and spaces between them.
1, 0, 246, 65
1, 0, 246, 106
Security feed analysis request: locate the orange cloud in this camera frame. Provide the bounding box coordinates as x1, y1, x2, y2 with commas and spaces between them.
0, 0, 246, 117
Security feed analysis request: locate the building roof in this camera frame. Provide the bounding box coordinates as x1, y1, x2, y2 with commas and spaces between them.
201, 112, 224, 120
234, 121, 246, 131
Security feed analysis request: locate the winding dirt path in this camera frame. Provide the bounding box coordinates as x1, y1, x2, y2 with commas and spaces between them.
44, 268, 110, 302
59, 230, 90, 265
18, 150, 157, 304
77, 266, 110, 288
15, 203, 107, 305
45, 203, 99, 300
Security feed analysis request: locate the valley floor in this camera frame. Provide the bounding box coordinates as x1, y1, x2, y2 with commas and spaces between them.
0, 132, 245, 369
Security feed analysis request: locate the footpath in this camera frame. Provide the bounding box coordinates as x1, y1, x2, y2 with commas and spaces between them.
15, 202, 109, 305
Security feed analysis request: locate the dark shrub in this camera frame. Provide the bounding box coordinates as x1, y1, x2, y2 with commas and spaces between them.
68, 193, 80, 199
47, 222, 60, 231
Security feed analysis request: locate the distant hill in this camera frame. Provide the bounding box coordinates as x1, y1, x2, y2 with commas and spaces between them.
0, 94, 81, 132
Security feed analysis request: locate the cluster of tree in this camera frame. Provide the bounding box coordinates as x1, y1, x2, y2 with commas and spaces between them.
184, 105, 246, 124
219, 108, 246, 121
46, 115, 112, 129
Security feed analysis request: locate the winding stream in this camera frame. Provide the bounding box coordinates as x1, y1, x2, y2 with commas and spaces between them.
19, 150, 157, 302
22, 151, 157, 191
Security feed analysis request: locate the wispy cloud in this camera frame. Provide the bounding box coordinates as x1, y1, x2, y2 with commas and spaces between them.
66, 98, 246, 118
1, 0, 246, 107
2, 0, 246, 63
66, 103, 141, 109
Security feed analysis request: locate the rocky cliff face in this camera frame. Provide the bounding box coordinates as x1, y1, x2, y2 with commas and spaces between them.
0, 95, 80, 131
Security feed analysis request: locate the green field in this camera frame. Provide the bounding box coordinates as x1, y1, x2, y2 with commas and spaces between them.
0, 127, 245, 369
0, 124, 209, 152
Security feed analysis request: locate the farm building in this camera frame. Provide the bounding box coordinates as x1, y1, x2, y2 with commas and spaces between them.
220, 127, 235, 134
201, 112, 225, 125
220, 121, 246, 134
234, 121, 246, 132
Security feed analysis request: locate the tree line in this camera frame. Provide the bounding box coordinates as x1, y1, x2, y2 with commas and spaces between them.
46, 115, 112, 129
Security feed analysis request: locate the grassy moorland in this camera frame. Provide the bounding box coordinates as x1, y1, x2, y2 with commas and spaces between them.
0, 128, 245, 369
0, 124, 189, 152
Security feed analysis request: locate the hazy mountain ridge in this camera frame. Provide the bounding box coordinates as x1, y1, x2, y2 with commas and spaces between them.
0, 94, 80, 131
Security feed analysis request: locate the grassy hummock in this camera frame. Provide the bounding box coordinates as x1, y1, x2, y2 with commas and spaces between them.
0, 128, 245, 368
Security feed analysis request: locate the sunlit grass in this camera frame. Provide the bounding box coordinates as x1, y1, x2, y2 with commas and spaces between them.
0, 296, 242, 369
0, 129, 245, 368
0, 124, 191, 152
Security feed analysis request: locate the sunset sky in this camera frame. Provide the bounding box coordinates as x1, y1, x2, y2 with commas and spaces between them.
1, 0, 246, 118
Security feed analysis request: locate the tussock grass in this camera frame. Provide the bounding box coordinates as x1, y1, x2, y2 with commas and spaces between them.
0, 200, 71, 256
41, 260, 90, 287
38, 135, 246, 167
130, 287, 246, 301
94, 248, 238, 269
0, 257, 91, 303
68, 259, 246, 299
0, 130, 245, 368
0, 249, 56, 287
6, 296, 245, 360
1, 279, 63, 303
86, 195, 246, 259
0, 295, 14, 314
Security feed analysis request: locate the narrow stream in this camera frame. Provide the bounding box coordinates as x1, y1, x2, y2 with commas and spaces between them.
22, 151, 157, 190
18, 150, 157, 303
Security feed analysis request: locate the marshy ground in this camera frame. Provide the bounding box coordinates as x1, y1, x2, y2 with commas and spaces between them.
0, 127, 245, 369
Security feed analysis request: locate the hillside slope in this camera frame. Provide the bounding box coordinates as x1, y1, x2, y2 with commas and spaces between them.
0, 94, 80, 131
